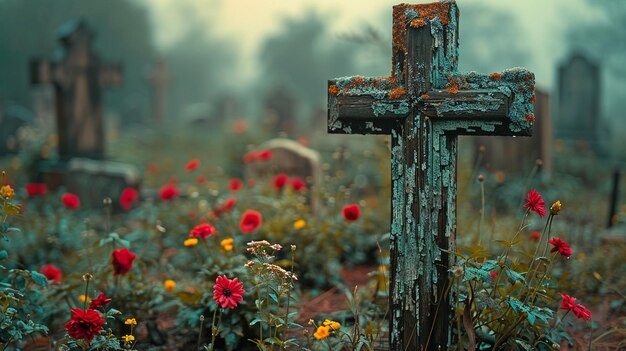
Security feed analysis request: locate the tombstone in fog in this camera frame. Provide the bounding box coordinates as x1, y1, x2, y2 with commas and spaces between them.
148, 59, 169, 124
29, 19, 139, 210
327, 2, 534, 349
474, 88, 553, 173
0, 104, 34, 155
245, 138, 320, 210
556, 53, 602, 152
30, 19, 122, 160
264, 85, 297, 135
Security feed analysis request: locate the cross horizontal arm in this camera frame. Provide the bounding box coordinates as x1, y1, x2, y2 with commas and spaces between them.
420, 89, 510, 119
328, 79, 410, 135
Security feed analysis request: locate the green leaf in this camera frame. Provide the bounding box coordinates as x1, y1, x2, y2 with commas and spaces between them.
505, 269, 525, 284
30, 270, 49, 287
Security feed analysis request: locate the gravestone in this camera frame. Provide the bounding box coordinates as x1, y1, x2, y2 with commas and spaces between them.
473, 87, 552, 173
327, 2, 534, 350
245, 138, 320, 210
556, 53, 601, 152
29, 19, 139, 210
30, 19, 122, 160
148, 59, 169, 124
264, 85, 297, 135
0, 104, 34, 155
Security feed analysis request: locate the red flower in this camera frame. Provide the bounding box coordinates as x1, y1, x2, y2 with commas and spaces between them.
229, 178, 243, 192
242, 151, 259, 163
290, 177, 306, 191
247, 179, 256, 188
213, 275, 245, 309
530, 231, 541, 241
65, 308, 105, 343
273, 173, 288, 190
342, 204, 361, 222
560, 293, 577, 310
39, 264, 62, 283
214, 197, 237, 217
560, 294, 592, 321
159, 184, 179, 200
548, 237, 572, 257
523, 190, 546, 217
61, 192, 80, 209
189, 223, 217, 240
240, 210, 262, 234
119, 187, 139, 211
184, 159, 200, 172
89, 293, 112, 310
489, 271, 497, 280
196, 175, 206, 184
572, 304, 592, 321
25, 183, 48, 197
258, 149, 272, 160
111, 248, 136, 276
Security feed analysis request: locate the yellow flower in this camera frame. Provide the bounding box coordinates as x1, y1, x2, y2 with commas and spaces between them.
550, 200, 561, 215
124, 318, 137, 326
184, 238, 199, 247
164, 279, 176, 291
313, 325, 330, 340
220, 238, 234, 252
0, 185, 14, 200
293, 219, 306, 230
78, 294, 92, 304
121, 334, 135, 343
323, 319, 341, 330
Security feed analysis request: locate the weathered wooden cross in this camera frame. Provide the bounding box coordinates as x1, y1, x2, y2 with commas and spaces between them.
327, 2, 535, 350
30, 19, 122, 160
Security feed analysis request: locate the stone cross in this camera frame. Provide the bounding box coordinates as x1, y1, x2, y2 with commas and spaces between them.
327, 2, 535, 350
30, 19, 122, 160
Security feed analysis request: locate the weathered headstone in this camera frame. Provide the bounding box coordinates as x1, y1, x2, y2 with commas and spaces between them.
29, 20, 139, 210
0, 104, 34, 155
245, 138, 320, 210
30, 19, 122, 160
473, 88, 552, 173
327, 3, 534, 350
264, 85, 297, 135
148, 59, 169, 124
556, 53, 601, 152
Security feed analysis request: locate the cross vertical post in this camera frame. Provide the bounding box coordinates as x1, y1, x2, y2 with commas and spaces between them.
327, 2, 535, 350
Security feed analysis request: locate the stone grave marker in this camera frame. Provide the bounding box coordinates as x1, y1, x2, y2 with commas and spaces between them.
0, 104, 34, 155
30, 19, 122, 160
264, 85, 297, 135
473, 87, 552, 174
556, 53, 601, 152
327, 2, 535, 349
245, 138, 320, 210
29, 19, 139, 210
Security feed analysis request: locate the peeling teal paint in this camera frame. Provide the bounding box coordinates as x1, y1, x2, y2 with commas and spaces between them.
435, 94, 503, 115
372, 100, 410, 117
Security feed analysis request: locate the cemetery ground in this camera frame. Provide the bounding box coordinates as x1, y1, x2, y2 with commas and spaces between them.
0, 123, 625, 351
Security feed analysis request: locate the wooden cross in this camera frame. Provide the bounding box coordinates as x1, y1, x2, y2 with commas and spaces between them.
327, 2, 535, 350
30, 19, 122, 160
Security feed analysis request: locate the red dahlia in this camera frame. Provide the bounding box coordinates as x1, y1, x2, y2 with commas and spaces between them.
189, 223, 217, 240
39, 264, 63, 283
240, 210, 262, 234
111, 248, 136, 276
548, 237, 572, 257
89, 293, 112, 310
119, 187, 139, 211
65, 308, 105, 343
159, 184, 179, 200
273, 173, 289, 190
61, 192, 80, 209
213, 275, 245, 309
342, 204, 361, 222
523, 190, 546, 217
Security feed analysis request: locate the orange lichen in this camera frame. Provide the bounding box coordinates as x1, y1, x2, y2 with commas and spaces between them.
421, 94, 430, 100
525, 113, 535, 123
524, 73, 534, 81
409, 18, 427, 28
412, 3, 451, 25
446, 73, 460, 94
529, 94, 536, 103
328, 84, 339, 95
389, 87, 407, 99
489, 72, 502, 81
